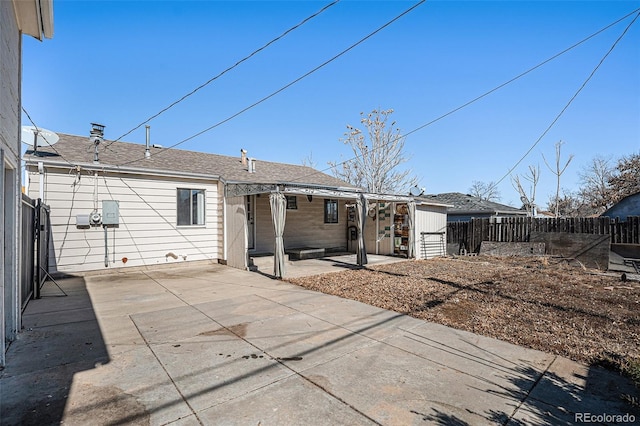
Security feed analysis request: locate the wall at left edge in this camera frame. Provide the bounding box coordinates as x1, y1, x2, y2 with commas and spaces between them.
0, 0, 22, 365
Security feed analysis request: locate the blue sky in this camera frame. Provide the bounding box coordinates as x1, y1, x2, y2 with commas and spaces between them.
22, 1, 640, 207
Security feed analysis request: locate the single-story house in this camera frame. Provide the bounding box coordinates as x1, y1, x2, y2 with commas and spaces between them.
2, 0, 54, 366
24, 130, 449, 278
601, 192, 640, 222
421, 192, 527, 222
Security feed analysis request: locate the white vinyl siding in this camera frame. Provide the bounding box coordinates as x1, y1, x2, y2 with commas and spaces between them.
1, 0, 22, 366
27, 169, 221, 272
414, 204, 448, 259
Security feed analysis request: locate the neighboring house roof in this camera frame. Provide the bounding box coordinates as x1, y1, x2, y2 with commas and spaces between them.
23, 133, 356, 189
601, 191, 640, 221
535, 210, 556, 218
420, 192, 527, 216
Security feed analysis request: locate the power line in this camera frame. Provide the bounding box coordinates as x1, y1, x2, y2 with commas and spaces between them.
111, 4, 638, 195
490, 9, 640, 190
105, 0, 340, 148
114, 0, 427, 167
402, 8, 640, 141
289, 6, 640, 187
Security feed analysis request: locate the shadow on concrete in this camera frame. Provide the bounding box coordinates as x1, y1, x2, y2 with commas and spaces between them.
412, 360, 639, 425
0, 275, 110, 425
64, 306, 407, 425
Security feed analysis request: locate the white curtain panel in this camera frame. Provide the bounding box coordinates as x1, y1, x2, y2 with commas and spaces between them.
408, 200, 416, 259
270, 192, 287, 278
356, 193, 368, 266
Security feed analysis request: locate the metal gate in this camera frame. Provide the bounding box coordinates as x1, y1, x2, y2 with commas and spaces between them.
19, 195, 50, 309
35, 199, 51, 298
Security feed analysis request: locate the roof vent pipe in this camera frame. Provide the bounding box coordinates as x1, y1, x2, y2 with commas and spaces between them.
90, 123, 105, 164
241, 149, 247, 166
145, 125, 151, 159
247, 158, 256, 173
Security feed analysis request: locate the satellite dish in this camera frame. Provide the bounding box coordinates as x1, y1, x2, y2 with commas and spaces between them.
409, 186, 424, 197
21, 126, 59, 148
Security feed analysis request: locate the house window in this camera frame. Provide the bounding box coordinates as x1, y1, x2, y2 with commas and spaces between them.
177, 188, 205, 226
324, 199, 338, 223
286, 195, 297, 210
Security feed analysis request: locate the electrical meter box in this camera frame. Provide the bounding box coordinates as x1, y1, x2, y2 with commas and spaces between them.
76, 214, 90, 228
102, 200, 120, 226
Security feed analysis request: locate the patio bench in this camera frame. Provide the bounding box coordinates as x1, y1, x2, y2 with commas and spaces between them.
286, 247, 325, 260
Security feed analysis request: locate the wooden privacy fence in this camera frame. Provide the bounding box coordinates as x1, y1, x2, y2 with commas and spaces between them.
448, 216, 640, 254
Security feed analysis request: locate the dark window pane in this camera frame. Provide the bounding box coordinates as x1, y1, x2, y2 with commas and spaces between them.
193, 190, 205, 225
286, 195, 297, 210
177, 189, 191, 225
324, 199, 338, 223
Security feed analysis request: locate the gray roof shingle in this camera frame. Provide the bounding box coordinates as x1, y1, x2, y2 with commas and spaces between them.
24, 133, 356, 189
421, 192, 526, 215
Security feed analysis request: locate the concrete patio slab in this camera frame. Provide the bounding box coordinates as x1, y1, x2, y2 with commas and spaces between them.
266, 290, 425, 341
197, 374, 376, 425
194, 294, 299, 327
2, 261, 637, 425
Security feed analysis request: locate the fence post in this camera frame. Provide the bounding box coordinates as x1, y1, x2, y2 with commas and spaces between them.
35, 198, 41, 299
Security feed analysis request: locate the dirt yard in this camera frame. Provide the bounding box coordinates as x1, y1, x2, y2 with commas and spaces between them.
287, 255, 640, 385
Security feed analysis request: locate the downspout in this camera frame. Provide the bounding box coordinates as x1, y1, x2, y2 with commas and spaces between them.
104, 225, 109, 267
93, 171, 99, 212
38, 161, 44, 201
222, 187, 227, 262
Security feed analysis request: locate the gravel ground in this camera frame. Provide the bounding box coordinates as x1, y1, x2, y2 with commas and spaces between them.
286, 255, 640, 380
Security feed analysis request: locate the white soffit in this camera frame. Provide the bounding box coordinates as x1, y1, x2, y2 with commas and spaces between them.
14, 0, 54, 40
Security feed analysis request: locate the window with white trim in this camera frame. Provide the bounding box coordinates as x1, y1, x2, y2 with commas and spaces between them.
177, 188, 205, 226
286, 195, 298, 210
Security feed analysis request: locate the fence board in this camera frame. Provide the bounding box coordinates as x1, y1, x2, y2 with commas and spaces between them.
447, 216, 640, 254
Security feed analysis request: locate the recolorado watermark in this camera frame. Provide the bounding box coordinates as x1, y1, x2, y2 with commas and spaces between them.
575, 412, 636, 423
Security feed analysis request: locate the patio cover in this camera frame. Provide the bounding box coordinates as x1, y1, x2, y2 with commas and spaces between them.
231, 182, 421, 277
408, 200, 416, 258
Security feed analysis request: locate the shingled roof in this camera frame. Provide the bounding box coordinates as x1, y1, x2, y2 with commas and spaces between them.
421, 192, 526, 215
23, 133, 356, 189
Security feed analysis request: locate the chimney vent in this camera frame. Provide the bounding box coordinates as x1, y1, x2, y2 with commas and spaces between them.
90, 123, 105, 164
145, 125, 151, 159
240, 149, 247, 166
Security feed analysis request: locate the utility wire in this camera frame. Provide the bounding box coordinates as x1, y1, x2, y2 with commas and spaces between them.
105, 0, 340, 148
288, 6, 640, 186
112, 4, 638, 193
490, 9, 640, 190
401, 7, 640, 141
114, 0, 427, 167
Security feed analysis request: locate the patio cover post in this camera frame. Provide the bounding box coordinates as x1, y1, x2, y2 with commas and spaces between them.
356, 193, 368, 266
408, 200, 416, 259
270, 192, 287, 278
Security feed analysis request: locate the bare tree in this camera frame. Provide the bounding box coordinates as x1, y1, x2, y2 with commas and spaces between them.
469, 181, 501, 202
577, 155, 614, 214
607, 152, 640, 204
511, 165, 540, 217
542, 140, 574, 218
329, 109, 419, 194
301, 151, 317, 169
546, 190, 593, 218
